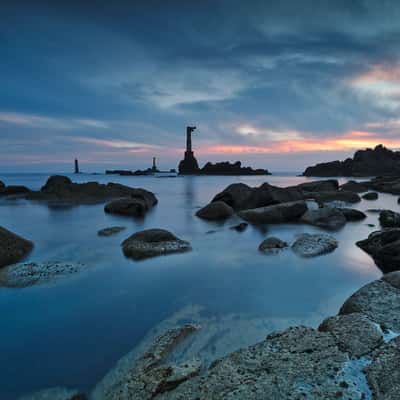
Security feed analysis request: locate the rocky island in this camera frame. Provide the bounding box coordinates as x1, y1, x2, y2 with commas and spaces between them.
303, 144, 400, 177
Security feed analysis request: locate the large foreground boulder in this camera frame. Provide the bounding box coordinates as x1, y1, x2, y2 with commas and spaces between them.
238, 201, 307, 224
122, 229, 191, 260
195, 201, 234, 220
27, 175, 158, 206
0, 227, 33, 268
356, 229, 400, 272
292, 233, 338, 257
300, 207, 346, 230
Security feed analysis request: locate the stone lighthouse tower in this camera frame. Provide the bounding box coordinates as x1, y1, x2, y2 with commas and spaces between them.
178, 126, 200, 174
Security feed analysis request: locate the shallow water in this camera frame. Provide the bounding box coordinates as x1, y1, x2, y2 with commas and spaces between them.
0, 172, 391, 399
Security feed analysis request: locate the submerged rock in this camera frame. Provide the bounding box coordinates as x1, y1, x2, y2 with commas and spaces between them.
238, 201, 307, 224
356, 229, 400, 273
340, 208, 367, 221
258, 237, 288, 253
0, 262, 86, 287
122, 229, 191, 260
362, 192, 379, 200
98, 226, 126, 237
0, 226, 33, 268
230, 222, 248, 232
92, 324, 200, 400
18, 387, 86, 400
379, 210, 400, 228
300, 207, 346, 230
292, 233, 338, 257
195, 201, 234, 220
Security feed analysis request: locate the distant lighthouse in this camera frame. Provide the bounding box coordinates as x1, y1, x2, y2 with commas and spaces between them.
74, 158, 80, 174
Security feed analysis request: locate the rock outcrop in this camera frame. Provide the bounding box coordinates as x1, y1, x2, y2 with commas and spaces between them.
292, 233, 338, 257
238, 201, 308, 224
26, 175, 158, 206
199, 161, 270, 175
307, 190, 361, 204
195, 201, 234, 220
379, 210, 400, 228
122, 229, 192, 260
300, 207, 347, 230
303, 144, 400, 177
356, 228, 400, 272
0, 226, 33, 268
340, 180, 369, 193
0, 185, 31, 196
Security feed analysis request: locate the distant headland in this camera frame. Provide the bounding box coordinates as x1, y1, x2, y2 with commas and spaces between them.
303, 144, 400, 177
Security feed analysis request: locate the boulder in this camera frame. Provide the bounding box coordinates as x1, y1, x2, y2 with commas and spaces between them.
41, 175, 72, 192
365, 176, 400, 195
238, 201, 307, 224
122, 229, 191, 260
356, 229, 400, 273
340, 208, 367, 221
307, 191, 361, 204
92, 324, 199, 400
339, 277, 400, 332
292, 233, 338, 257
365, 336, 400, 400
105, 198, 151, 217
379, 210, 400, 228
97, 226, 126, 237
296, 179, 339, 192
0, 185, 31, 196
258, 237, 288, 253
339, 180, 369, 193
0, 226, 33, 268
195, 201, 234, 220
300, 207, 346, 230
362, 192, 378, 200
319, 313, 383, 358
0, 261, 86, 288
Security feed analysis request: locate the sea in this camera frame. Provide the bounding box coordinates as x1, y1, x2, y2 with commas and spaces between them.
0, 172, 390, 399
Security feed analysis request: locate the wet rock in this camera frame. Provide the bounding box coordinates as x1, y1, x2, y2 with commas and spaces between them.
339, 278, 400, 332
362, 192, 379, 200
340, 180, 369, 193
195, 201, 234, 220
365, 175, 400, 195
365, 336, 400, 400
292, 233, 338, 257
308, 190, 361, 204
379, 210, 400, 228
92, 324, 200, 400
300, 207, 346, 230
356, 229, 400, 273
340, 208, 367, 221
0, 226, 33, 268
0, 185, 31, 196
238, 201, 307, 224
18, 387, 86, 400
27, 175, 158, 206
122, 229, 191, 260
319, 313, 383, 358
98, 226, 126, 236
382, 271, 400, 289
0, 261, 86, 287
105, 198, 152, 217
296, 179, 339, 192
230, 222, 248, 232
258, 237, 288, 253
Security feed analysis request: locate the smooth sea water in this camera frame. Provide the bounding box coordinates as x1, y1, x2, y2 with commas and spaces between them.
0, 172, 391, 399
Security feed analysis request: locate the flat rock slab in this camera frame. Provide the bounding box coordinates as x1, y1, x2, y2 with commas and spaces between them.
0, 262, 86, 287
122, 229, 192, 260
292, 233, 338, 257
238, 201, 307, 224
195, 201, 234, 220
300, 207, 346, 230
98, 226, 126, 236
0, 226, 33, 268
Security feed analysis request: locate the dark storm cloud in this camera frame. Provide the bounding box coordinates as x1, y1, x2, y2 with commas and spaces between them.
2, 0, 400, 171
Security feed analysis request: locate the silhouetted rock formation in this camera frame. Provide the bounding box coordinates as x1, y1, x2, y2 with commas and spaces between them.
303, 144, 400, 177
199, 161, 270, 175
178, 126, 200, 174
0, 226, 33, 268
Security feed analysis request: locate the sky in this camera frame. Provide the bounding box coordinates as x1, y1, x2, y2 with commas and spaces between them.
1, 0, 400, 173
